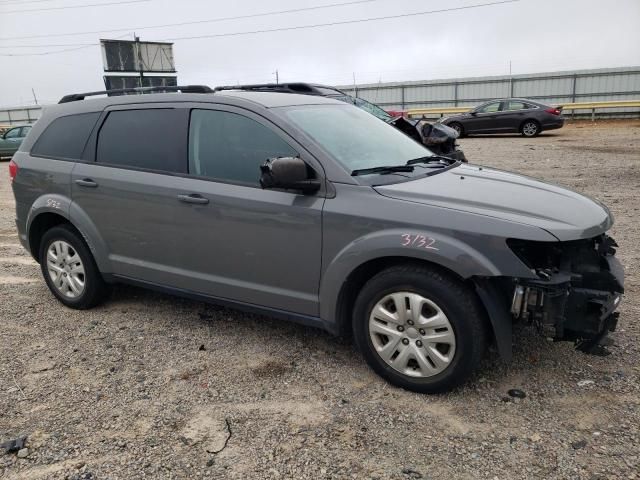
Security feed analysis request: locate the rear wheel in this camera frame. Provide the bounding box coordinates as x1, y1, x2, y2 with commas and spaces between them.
353, 265, 487, 393
521, 120, 540, 137
39, 224, 108, 309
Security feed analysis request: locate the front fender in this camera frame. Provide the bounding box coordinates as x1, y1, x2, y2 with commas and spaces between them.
319, 228, 505, 324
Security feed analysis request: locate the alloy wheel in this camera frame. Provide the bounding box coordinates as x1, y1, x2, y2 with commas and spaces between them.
522, 122, 538, 137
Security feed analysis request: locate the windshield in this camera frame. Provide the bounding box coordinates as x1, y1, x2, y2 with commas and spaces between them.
280, 104, 433, 173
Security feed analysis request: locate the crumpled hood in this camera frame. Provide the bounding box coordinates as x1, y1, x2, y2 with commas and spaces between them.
374, 164, 612, 241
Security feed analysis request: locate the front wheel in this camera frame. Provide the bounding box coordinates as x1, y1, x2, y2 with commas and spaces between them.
39, 224, 109, 309
353, 265, 487, 393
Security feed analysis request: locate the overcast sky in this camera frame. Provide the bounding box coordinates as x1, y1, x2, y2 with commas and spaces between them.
0, 0, 639, 107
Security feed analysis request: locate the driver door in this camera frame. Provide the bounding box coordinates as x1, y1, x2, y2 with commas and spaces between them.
465, 101, 502, 133
0, 126, 25, 156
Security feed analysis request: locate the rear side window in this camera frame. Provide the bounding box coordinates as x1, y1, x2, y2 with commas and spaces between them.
189, 109, 297, 185
31, 112, 99, 160
506, 101, 530, 111
96, 109, 186, 173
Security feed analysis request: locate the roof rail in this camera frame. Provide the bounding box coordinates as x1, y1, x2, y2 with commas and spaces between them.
58, 85, 214, 104
214, 82, 343, 95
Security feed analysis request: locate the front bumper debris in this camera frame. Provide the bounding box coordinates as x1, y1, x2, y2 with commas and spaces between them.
509, 235, 624, 343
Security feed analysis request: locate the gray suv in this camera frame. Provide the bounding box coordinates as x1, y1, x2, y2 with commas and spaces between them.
10, 85, 623, 393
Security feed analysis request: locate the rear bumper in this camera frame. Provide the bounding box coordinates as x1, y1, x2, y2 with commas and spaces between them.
15, 218, 29, 252
542, 117, 565, 130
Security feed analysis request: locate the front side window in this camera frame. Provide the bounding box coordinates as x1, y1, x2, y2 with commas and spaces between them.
476, 102, 501, 113
96, 109, 186, 173
31, 112, 100, 160
189, 109, 297, 185
4, 127, 21, 139
280, 104, 432, 173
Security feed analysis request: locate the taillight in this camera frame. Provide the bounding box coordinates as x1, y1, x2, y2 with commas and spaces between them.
545, 108, 561, 115
8, 159, 18, 182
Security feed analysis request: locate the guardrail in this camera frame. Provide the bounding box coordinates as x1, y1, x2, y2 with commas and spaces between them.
406, 100, 640, 120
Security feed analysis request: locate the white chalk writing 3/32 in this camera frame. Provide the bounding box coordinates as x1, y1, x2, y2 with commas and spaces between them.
46, 199, 61, 209
401, 234, 438, 250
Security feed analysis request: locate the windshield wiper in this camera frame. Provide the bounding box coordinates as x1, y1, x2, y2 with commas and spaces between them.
406, 155, 455, 166
351, 165, 414, 176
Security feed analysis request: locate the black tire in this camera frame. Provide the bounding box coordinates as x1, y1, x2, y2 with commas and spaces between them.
39, 224, 109, 309
521, 119, 541, 137
448, 122, 465, 138
352, 264, 487, 393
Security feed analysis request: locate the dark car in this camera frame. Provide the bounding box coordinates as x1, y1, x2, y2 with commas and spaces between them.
9, 85, 623, 394
214, 83, 466, 161
441, 98, 564, 137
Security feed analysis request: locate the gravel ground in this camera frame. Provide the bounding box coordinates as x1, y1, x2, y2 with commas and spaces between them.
1, 120, 639, 480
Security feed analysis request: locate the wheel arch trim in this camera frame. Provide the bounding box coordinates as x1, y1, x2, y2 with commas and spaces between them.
26, 196, 111, 272
319, 228, 503, 332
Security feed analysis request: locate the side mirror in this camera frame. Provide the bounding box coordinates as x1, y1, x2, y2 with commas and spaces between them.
470, 111, 478, 116
260, 157, 321, 193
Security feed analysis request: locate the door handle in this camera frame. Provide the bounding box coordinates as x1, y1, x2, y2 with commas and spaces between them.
177, 194, 209, 205
75, 178, 98, 188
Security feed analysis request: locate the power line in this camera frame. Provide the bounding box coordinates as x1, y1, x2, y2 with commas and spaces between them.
163, 1, 520, 43
0, 0, 86, 5
0, 0, 521, 55
0, 0, 379, 41
1, 0, 150, 14
0, 32, 132, 56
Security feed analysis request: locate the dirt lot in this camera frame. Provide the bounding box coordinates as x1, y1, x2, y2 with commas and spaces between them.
1, 120, 639, 479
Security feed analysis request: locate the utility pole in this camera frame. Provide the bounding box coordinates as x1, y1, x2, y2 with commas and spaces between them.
135, 34, 144, 88
509, 60, 513, 97
353, 72, 358, 98
31, 88, 38, 105
274, 69, 279, 85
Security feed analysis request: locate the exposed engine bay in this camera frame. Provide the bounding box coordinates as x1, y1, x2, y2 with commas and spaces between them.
507, 234, 624, 351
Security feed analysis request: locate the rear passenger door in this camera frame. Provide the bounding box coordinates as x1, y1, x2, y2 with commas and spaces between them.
500, 100, 535, 132
71, 106, 190, 285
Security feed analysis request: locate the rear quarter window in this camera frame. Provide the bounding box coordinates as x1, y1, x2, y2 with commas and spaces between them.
31, 112, 100, 160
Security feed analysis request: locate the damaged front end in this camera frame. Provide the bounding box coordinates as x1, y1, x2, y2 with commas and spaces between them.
388, 117, 467, 162
507, 235, 624, 350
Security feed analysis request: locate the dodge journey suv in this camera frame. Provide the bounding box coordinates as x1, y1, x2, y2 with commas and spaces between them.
10, 85, 623, 393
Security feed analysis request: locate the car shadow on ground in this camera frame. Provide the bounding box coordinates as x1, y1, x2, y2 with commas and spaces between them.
106, 283, 575, 395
